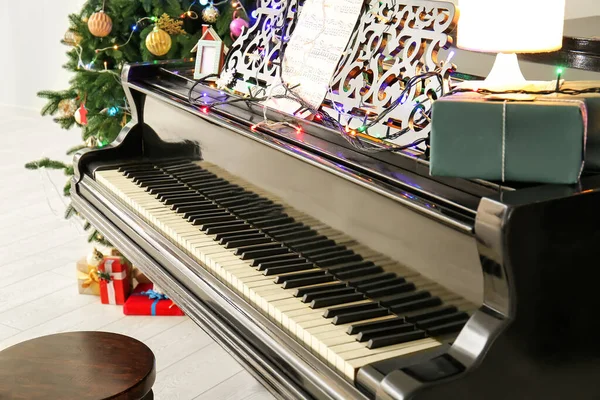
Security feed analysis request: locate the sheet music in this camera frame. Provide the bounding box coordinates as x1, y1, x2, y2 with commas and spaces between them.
264, 0, 364, 113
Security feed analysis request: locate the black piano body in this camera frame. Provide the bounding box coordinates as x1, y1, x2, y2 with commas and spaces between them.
71, 61, 600, 399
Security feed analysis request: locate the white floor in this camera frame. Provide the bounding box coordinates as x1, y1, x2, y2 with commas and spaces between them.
0, 105, 275, 400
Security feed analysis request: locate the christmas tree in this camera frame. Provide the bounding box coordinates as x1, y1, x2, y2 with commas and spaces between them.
27, 0, 250, 244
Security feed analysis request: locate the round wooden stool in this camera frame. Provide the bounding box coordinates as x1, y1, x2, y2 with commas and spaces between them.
0, 331, 155, 400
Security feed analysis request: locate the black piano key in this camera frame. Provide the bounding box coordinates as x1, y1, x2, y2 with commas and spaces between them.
309, 249, 353, 261
164, 195, 201, 206
348, 272, 397, 288
216, 230, 262, 242
183, 207, 224, 219
227, 199, 274, 210
390, 297, 443, 315
426, 320, 467, 336
225, 237, 273, 249
378, 290, 430, 307
205, 223, 252, 235
174, 201, 214, 212
292, 239, 337, 252
257, 257, 309, 270
152, 189, 194, 197
118, 164, 155, 173
263, 263, 316, 276
317, 254, 363, 267
281, 274, 334, 289
356, 323, 417, 343
251, 253, 303, 268
184, 178, 227, 187
235, 206, 284, 219
160, 194, 202, 205
367, 330, 428, 349
219, 194, 260, 207
260, 222, 304, 233
302, 245, 348, 258
186, 209, 228, 219
336, 265, 384, 280
416, 312, 469, 330
323, 302, 379, 319
200, 218, 247, 229
405, 306, 458, 323
235, 210, 282, 221
240, 247, 290, 260
294, 282, 347, 297
356, 276, 407, 292
347, 317, 405, 335
332, 307, 389, 325
134, 176, 172, 185
310, 292, 365, 309
145, 183, 186, 191
326, 261, 375, 274
253, 217, 295, 228
205, 189, 247, 200
274, 270, 326, 284
192, 215, 236, 225
283, 234, 329, 246
301, 287, 356, 303
366, 282, 417, 299
273, 229, 318, 242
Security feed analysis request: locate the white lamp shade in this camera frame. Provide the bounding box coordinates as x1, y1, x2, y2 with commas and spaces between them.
457, 0, 566, 54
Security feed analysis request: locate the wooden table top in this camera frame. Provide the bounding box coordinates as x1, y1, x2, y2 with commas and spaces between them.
0, 331, 156, 400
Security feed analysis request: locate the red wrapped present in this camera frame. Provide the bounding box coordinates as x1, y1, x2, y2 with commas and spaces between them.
98, 256, 130, 305
123, 283, 184, 316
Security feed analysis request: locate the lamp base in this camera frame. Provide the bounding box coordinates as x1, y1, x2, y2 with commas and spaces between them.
485, 53, 526, 88
456, 53, 558, 93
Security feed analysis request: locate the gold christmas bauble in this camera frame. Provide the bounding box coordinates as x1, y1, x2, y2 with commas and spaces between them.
202, 5, 220, 23
86, 248, 104, 268
58, 98, 78, 118
85, 136, 98, 148
145, 28, 172, 56
88, 11, 113, 37
64, 30, 82, 46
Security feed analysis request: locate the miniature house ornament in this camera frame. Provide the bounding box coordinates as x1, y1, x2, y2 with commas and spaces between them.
192, 25, 225, 80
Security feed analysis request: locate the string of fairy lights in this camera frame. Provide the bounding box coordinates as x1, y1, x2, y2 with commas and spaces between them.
187, 0, 452, 153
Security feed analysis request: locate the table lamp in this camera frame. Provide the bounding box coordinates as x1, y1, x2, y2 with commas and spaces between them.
457, 0, 566, 90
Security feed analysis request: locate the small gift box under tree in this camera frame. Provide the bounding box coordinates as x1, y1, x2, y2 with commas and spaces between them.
98, 256, 131, 305
75, 248, 103, 296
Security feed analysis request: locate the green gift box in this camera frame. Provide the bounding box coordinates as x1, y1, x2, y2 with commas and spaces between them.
430, 92, 600, 184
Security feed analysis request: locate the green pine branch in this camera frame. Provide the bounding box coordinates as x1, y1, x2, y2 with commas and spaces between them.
34, 0, 250, 245
25, 158, 70, 170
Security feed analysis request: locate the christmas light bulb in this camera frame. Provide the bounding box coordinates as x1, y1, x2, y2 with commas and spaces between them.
200, 0, 209, 5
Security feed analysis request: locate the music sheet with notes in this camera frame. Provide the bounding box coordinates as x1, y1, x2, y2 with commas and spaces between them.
264, 0, 363, 113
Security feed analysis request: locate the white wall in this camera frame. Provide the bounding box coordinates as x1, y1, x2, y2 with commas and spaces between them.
448, 0, 600, 19
0, 0, 86, 110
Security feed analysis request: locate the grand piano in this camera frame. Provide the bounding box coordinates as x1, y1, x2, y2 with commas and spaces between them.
70, 3, 600, 399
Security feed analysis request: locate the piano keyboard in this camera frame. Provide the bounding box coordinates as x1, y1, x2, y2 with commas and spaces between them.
96, 161, 473, 380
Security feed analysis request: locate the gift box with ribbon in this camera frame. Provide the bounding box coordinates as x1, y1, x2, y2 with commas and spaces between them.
98, 256, 131, 305
430, 90, 600, 184
76, 258, 100, 296
123, 283, 184, 316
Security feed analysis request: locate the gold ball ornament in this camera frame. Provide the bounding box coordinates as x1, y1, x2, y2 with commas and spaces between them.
85, 136, 98, 148
86, 248, 104, 268
63, 30, 82, 46
88, 11, 113, 37
58, 98, 78, 118
202, 5, 220, 23
145, 28, 172, 56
